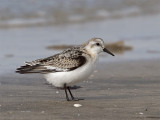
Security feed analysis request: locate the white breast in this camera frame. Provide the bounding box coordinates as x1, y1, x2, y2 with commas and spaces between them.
44, 57, 98, 87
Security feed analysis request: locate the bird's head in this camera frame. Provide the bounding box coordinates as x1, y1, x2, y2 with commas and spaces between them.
84, 38, 115, 57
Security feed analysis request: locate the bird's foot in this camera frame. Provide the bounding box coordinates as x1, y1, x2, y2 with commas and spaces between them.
72, 98, 84, 101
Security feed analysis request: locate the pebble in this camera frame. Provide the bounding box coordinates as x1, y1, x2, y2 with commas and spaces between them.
74, 104, 82, 107
139, 112, 144, 115
56, 91, 59, 94
41, 111, 45, 114
21, 111, 31, 113
89, 74, 94, 79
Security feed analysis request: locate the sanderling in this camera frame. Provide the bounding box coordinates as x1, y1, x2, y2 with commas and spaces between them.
16, 38, 114, 101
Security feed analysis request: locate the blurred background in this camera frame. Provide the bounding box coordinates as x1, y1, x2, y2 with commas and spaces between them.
0, 0, 160, 75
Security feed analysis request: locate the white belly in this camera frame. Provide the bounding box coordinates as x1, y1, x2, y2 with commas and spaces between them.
44, 59, 97, 87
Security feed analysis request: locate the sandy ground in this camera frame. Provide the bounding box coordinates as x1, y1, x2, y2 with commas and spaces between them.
0, 59, 160, 120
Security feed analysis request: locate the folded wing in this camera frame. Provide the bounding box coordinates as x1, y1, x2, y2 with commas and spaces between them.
16, 48, 87, 74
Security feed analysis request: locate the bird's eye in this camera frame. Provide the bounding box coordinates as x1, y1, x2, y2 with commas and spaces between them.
96, 43, 100, 46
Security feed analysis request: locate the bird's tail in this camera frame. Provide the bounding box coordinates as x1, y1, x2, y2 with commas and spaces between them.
16, 64, 40, 74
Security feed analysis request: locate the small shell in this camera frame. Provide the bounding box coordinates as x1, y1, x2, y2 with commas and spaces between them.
139, 112, 144, 115
74, 104, 82, 107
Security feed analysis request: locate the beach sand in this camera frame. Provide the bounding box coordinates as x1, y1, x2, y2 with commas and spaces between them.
0, 59, 160, 120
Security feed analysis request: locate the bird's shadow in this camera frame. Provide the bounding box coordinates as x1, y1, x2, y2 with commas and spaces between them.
44, 82, 82, 90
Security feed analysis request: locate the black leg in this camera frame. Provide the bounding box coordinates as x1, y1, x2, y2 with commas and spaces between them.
64, 84, 70, 101
67, 86, 84, 101
64, 84, 84, 101
67, 87, 75, 100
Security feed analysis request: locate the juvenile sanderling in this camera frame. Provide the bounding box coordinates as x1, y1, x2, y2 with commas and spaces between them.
16, 38, 114, 101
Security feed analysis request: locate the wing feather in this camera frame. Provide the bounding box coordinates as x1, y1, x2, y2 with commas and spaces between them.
16, 47, 87, 74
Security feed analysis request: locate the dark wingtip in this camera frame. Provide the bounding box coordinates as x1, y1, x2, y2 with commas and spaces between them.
15, 65, 32, 74
15, 67, 25, 74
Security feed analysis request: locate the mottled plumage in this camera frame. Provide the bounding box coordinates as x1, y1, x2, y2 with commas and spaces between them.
16, 46, 88, 74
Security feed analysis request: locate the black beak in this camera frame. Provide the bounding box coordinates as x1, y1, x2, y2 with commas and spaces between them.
103, 48, 115, 56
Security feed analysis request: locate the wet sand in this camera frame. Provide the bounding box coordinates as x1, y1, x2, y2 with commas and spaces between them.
0, 59, 160, 120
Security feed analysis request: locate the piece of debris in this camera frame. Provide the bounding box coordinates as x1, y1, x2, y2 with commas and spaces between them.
105, 40, 133, 54
74, 104, 82, 107
47, 45, 73, 50
46, 40, 133, 54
